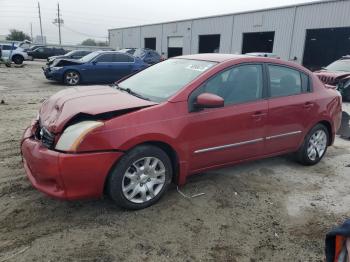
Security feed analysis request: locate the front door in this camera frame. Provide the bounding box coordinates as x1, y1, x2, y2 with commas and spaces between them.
109, 53, 134, 82
186, 64, 268, 171
83, 53, 114, 83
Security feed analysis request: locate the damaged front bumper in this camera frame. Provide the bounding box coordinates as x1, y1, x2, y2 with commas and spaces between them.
21, 122, 123, 200
42, 66, 62, 81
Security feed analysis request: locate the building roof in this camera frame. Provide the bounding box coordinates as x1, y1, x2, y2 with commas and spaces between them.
109, 0, 345, 31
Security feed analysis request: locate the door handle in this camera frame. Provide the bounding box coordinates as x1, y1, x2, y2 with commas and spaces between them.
303, 102, 314, 109
252, 111, 266, 119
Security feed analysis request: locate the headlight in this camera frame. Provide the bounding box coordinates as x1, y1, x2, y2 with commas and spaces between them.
55, 121, 104, 152
51, 66, 62, 71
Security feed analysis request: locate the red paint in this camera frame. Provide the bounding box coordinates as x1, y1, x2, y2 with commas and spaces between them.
196, 93, 224, 108
21, 54, 342, 201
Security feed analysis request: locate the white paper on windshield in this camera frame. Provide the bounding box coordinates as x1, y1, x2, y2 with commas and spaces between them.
186, 64, 214, 72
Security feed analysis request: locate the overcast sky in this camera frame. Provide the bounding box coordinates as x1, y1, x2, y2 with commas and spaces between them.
0, 0, 317, 45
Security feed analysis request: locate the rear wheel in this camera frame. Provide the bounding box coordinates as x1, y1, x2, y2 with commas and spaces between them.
64, 70, 80, 86
296, 124, 329, 165
107, 145, 172, 210
12, 55, 24, 65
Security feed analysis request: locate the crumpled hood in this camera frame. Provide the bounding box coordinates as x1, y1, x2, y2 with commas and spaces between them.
51, 58, 84, 67
314, 70, 350, 85
39, 85, 157, 133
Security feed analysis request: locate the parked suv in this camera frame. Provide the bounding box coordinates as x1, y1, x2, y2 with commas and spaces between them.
21, 54, 342, 209
0, 44, 29, 64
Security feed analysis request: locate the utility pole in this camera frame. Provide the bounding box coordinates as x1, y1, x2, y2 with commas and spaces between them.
30, 22, 33, 41
38, 2, 43, 44
57, 3, 62, 45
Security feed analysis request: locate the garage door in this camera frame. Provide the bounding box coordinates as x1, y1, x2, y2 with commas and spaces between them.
168, 36, 184, 48
303, 27, 350, 71
168, 36, 183, 58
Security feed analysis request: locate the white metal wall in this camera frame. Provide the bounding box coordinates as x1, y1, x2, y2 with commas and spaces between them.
140, 24, 163, 53
191, 15, 234, 54
161, 21, 192, 56
109, 0, 350, 62
291, 0, 350, 64
122, 27, 141, 49
109, 29, 123, 50
231, 7, 296, 60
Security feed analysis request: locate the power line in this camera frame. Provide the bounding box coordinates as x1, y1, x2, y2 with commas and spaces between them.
62, 25, 106, 39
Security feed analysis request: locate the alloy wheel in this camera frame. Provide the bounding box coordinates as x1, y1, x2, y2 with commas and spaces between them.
122, 157, 166, 204
307, 129, 327, 161
65, 72, 79, 85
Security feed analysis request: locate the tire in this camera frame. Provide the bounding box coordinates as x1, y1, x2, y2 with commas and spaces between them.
12, 55, 24, 65
64, 70, 80, 86
107, 145, 173, 210
296, 124, 329, 165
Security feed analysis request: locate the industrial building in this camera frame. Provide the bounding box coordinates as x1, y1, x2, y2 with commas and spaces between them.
109, 0, 350, 70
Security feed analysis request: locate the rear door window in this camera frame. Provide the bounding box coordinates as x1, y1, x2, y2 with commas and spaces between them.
268, 65, 310, 97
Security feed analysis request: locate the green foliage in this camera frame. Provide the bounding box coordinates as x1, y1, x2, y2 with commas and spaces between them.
81, 38, 97, 46
6, 29, 31, 41
81, 38, 107, 46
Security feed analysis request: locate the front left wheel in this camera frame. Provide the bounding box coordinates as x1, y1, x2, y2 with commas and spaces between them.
64, 70, 80, 86
107, 145, 173, 210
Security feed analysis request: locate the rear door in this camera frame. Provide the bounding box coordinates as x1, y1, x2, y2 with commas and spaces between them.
186, 63, 268, 171
265, 64, 315, 154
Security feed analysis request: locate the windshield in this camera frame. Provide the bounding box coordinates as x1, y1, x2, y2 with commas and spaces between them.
118, 58, 217, 102
79, 51, 99, 63
325, 60, 350, 72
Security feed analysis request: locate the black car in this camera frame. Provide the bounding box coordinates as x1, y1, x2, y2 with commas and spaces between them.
27, 47, 67, 60
25, 45, 45, 52
47, 50, 92, 65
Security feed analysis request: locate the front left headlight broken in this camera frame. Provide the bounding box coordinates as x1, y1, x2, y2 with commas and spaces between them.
55, 121, 104, 152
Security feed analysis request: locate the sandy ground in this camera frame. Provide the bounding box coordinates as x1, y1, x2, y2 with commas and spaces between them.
0, 61, 350, 262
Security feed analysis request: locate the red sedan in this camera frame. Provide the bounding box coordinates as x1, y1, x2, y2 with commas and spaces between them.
21, 54, 342, 209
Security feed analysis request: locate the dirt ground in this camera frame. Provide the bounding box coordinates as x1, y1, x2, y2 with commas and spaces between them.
0, 61, 350, 262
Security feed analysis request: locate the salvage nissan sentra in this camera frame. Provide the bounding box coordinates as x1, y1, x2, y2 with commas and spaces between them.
21, 54, 342, 209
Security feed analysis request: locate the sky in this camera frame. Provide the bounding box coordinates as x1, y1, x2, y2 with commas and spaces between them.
0, 0, 318, 45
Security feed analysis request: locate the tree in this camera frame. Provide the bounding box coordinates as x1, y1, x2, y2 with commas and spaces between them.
96, 41, 108, 47
81, 38, 96, 46
6, 29, 31, 41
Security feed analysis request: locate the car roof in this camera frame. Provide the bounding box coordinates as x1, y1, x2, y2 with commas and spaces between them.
177, 53, 255, 63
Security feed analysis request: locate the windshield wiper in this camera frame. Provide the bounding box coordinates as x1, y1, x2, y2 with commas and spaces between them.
113, 84, 150, 101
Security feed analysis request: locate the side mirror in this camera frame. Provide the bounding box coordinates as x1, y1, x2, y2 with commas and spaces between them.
92, 60, 97, 65
195, 93, 224, 109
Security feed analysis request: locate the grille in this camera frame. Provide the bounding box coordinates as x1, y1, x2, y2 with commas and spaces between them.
35, 124, 55, 149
